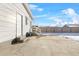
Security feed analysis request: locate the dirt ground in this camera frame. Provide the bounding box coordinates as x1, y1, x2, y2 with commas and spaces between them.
0, 36, 79, 56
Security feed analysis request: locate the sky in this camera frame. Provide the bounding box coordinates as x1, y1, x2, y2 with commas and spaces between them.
29, 3, 79, 27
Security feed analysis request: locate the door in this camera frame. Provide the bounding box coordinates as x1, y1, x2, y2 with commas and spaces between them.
16, 13, 23, 37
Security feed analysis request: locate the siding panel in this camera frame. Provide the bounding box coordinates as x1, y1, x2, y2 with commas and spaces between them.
0, 4, 16, 42
0, 3, 32, 42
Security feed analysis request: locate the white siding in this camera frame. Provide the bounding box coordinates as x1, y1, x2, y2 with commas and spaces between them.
16, 13, 22, 37
0, 4, 16, 42
0, 3, 32, 42
15, 3, 32, 39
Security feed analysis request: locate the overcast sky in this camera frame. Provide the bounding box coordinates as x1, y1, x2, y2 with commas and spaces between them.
29, 3, 79, 27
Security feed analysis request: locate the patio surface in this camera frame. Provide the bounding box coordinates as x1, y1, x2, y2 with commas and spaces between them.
0, 36, 79, 56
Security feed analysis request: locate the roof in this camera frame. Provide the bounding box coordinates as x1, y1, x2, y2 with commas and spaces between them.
64, 24, 79, 27
22, 3, 33, 20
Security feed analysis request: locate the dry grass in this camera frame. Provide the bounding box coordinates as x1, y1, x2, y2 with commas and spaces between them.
0, 36, 79, 56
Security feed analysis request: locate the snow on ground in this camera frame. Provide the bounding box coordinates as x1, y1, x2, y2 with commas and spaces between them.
41, 33, 79, 41
63, 36, 79, 41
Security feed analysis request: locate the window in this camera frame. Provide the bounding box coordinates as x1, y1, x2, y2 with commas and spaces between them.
25, 16, 27, 25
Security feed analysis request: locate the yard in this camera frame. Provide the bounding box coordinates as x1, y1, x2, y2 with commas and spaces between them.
0, 36, 79, 56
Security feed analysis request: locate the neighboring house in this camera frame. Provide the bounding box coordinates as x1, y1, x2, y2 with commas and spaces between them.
48, 27, 55, 33
32, 25, 41, 33
62, 25, 71, 33
39, 27, 43, 32
39, 26, 53, 33
0, 3, 33, 42
54, 27, 62, 33
40, 26, 62, 33
40, 24, 79, 33
39, 26, 51, 33
66, 24, 79, 33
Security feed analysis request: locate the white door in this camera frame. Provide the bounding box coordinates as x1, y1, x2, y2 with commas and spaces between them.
16, 13, 22, 37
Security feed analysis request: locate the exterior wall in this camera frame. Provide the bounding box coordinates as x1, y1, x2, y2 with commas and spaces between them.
62, 27, 70, 33
54, 27, 62, 33
0, 4, 16, 42
50, 27, 55, 32
70, 27, 79, 33
15, 4, 32, 39
0, 3, 32, 42
39, 27, 46, 33
46, 27, 50, 33
40, 27, 53, 33
40, 26, 79, 33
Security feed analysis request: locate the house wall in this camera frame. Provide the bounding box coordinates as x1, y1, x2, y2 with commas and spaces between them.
0, 3, 32, 42
40, 26, 79, 33
70, 27, 79, 33
62, 27, 70, 33
39, 27, 47, 33
54, 27, 62, 33
46, 27, 50, 33
49, 27, 54, 33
